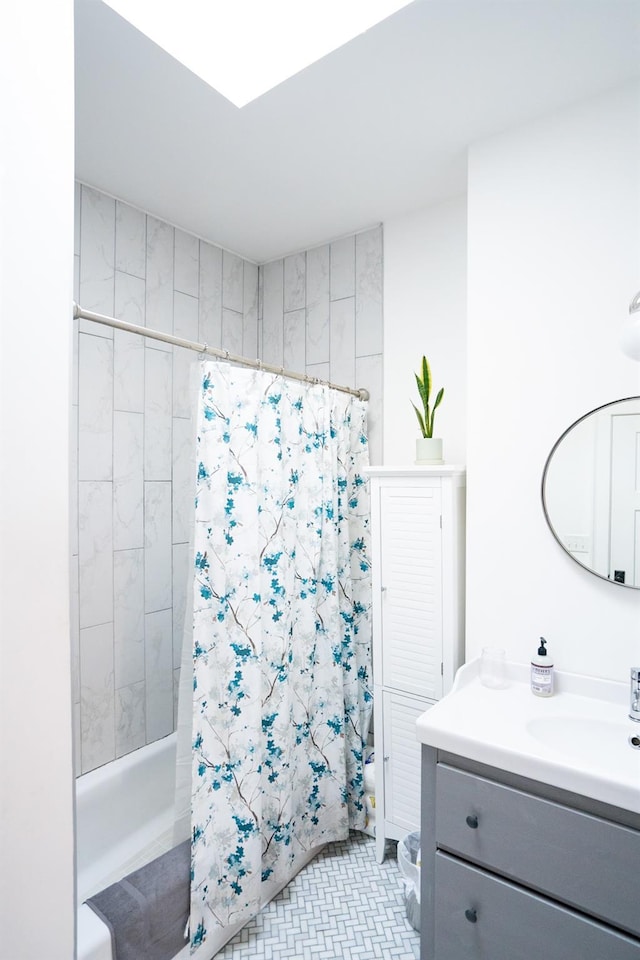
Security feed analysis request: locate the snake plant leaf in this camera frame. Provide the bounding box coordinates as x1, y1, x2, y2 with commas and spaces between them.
421, 355, 431, 401
414, 371, 428, 408
432, 386, 444, 411
412, 402, 427, 437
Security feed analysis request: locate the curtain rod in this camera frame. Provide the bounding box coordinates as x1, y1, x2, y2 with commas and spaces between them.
73, 303, 369, 401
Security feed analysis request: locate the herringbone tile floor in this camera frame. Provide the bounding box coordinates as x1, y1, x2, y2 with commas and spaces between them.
216, 831, 420, 959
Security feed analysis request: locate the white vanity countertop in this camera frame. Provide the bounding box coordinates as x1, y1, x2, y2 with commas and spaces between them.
416, 659, 640, 814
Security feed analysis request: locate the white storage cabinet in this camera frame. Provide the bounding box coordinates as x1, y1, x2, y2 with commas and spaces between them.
366, 467, 465, 863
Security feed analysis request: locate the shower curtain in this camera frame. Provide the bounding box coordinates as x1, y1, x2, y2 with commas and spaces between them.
189, 361, 372, 948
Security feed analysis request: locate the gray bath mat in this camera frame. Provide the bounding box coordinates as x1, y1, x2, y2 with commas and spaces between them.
85, 839, 190, 960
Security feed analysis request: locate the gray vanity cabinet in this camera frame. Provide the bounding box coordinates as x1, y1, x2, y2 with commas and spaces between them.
421, 747, 640, 960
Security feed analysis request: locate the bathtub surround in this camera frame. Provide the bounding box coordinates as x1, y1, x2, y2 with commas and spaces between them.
73, 183, 383, 773
73, 184, 259, 774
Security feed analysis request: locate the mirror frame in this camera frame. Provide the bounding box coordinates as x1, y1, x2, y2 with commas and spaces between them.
541, 396, 640, 590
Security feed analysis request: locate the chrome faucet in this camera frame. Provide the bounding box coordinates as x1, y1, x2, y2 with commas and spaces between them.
630, 668, 640, 722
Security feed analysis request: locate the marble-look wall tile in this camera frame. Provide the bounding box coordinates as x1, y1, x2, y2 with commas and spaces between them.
172, 417, 195, 546
114, 271, 145, 414
223, 251, 243, 313
330, 235, 355, 302
70, 403, 78, 556
199, 241, 222, 348
78, 334, 113, 482
115, 681, 146, 758
144, 482, 172, 613
79, 186, 115, 328
80, 621, 115, 773
356, 353, 383, 466
306, 245, 330, 365
284, 252, 305, 312
74, 701, 82, 778
113, 411, 144, 551
174, 229, 199, 297
284, 309, 306, 374
243, 261, 259, 359
115, 201, 146, 279
114, 547, 145, 687
145, 609, 174, 742
144, 348, 172, 480
306, 361, 330, 383
78, 481, 113, 629
74, 181, 81, 257
330, 296, 356, 389
146, 216, 174, 341
262, 259, 284, 366
172, 542, 190, 670
173, 293, 198, 418
355, 227, 383, 357
222, 308, 244, 356
114, 267, 145, 321
72, 314, 80, 410
70, 555, 80, 703
173, 668, 181, 729
74, 255, 80, 307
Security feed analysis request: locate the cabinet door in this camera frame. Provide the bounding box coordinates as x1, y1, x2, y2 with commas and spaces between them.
436, 763, 640, 937
383, 691, 431, 836
435, 853, 640, 960
380, 484, 443, 700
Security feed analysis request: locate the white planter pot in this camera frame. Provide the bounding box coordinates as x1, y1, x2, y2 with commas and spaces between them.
415, 437, 443, 465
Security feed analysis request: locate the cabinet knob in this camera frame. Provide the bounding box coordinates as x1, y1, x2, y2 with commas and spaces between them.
465, 814, 479, 829
464, 908, 477, 924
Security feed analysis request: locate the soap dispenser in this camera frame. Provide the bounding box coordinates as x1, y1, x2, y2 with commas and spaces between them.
531, 637, 554, 697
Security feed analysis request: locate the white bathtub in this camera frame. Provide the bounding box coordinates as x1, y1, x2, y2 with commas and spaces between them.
76, 733, 178, 903
76, 734, 180, 960
75, 731, 322, 960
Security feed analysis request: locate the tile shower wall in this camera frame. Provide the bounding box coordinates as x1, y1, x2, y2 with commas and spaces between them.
259, 231, 383, 467
72, 183, 383, 774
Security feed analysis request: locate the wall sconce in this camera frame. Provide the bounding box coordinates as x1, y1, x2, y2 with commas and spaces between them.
620, 291, 640, 360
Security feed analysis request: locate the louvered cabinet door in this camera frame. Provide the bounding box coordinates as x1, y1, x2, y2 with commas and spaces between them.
379, 484, 444, 701
382, 691, 432, 836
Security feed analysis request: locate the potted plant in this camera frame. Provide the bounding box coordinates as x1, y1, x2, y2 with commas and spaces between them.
412, 354, 444, 464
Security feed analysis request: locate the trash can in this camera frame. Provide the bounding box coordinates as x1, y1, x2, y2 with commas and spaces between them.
398, 830, 421, 931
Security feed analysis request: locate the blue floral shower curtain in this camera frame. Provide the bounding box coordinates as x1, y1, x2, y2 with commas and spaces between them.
190, 361, 372, 948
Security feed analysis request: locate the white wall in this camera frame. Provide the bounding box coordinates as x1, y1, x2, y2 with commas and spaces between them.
466, 81, 640, 678
383, 195, 467, 467
0, 3, 75, 958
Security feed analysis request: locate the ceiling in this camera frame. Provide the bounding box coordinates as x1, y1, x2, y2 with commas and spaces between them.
75, 0, 640, 264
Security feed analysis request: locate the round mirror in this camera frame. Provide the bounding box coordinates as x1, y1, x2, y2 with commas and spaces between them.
542, 397, 640, 589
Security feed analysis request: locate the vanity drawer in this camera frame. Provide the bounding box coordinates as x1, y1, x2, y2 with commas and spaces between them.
436, 763, 640, 937
434, 852, 640, 960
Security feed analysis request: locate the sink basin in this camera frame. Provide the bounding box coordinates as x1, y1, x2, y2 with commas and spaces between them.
526, 715, 637, 765
415, 659, 640, 814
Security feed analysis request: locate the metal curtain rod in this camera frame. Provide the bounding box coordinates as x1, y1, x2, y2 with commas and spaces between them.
73, 303, 370, 401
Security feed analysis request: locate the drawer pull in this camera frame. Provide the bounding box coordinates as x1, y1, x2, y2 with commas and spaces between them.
465, 814, 479, 829
464, 908, 477, 923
